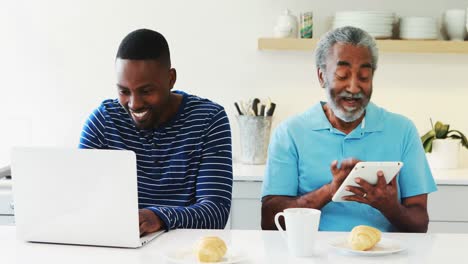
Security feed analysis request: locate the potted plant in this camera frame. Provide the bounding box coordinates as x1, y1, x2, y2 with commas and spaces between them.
421, 120, 468, 169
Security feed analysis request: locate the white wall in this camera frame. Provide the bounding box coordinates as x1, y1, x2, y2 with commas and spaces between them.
1, 0, 467, 167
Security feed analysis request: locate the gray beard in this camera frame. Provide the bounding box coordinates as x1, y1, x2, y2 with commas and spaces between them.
325, 87, 367, 123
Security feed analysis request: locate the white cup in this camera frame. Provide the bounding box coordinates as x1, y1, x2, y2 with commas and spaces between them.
274, 208, 321, 257
444, 9, 467, 41
466, 7, 468, 33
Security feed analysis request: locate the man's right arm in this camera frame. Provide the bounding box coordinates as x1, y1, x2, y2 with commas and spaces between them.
261, 185, 332, 230
261, 159, 358, 230
260, 118, 359, 230
79, 107, 108, 149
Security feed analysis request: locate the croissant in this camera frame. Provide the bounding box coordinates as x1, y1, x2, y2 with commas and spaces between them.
195, 236, 227, 262
348, 225, 381, 251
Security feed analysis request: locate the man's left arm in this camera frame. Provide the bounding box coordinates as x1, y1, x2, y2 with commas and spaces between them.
344, 120, 436, 232
384, 193, 429, 233
140, 109, 232, 233
345, 174, 429, 232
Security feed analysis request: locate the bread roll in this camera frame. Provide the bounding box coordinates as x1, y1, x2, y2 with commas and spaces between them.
195, 236, 227, 262
348, 225, 381, 251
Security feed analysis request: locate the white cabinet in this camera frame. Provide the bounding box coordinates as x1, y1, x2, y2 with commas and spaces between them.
428, 185, 468, 222
428, 221, 468, 233
427, 184, 468, 233
0, 180, 14, 226
230, 181, 262, 230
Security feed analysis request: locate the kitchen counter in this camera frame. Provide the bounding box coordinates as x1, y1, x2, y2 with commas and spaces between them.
2, 165, 467, 186
0, 226, 467, 263
3, 165, 468, 231
234, 163, 468, 185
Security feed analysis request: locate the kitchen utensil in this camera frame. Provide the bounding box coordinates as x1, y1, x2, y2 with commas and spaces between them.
259, 104, 266, 116
444, 9, 467, 41
333, 11, 395, 39
251, 98, 260, 116
274, 208, 321, 257
266, 103, 276, 116
329, 237, 406, 256
274, 9, 298, 38
234, 102, 243, 115
237, 115, 272, 164
400, 16, 438, 40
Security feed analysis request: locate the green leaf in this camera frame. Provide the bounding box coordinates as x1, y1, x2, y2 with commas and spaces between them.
422, 121, 467, 152
421, 130, 436, 146
423, 138, 433, 153
448, 130, 468, 149
434, 121, 449, 138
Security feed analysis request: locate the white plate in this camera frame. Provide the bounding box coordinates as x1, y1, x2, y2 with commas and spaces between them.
335, 11, 395, 17
329, 237, 406, 256
163, 248, 247, 264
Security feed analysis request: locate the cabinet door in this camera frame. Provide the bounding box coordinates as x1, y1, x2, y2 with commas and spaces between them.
230, 199, 262, 230
0, 215, 14, 225
231, 181, 262, 230
428, 185, 468, 222
0, 189, 14, 218
429, 221, 468, 233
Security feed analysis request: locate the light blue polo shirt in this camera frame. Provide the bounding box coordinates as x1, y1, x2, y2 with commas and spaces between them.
262, 102, 437, 232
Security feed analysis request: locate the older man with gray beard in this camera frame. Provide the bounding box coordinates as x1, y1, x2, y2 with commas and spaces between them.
261, 26, 437, 233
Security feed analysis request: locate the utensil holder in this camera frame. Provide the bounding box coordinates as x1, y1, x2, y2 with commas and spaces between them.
236, 116, 272, 164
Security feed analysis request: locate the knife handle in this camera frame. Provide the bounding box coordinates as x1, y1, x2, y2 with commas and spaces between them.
266, 103, 276, 116
259, 104, 266, 116
234, 102, 243, 115
252, 98, 260, 116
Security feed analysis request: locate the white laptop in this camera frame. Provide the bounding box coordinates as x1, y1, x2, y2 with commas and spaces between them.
11, 147, 164, 248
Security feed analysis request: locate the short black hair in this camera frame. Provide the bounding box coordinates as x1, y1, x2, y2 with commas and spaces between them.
116, 28, 171, 67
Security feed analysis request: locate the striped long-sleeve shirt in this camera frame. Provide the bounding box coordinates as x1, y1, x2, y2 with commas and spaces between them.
79, 91, 233, 230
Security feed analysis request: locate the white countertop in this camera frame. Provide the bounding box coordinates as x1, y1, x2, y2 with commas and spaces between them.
234, 162, 468, 185
0, 226, 466, 263
2, 165, 467, 187
0, 163, 468, 187
430, 168, 468, 185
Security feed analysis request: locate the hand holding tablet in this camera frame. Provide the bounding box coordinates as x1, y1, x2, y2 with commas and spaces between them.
331, 161, 404, 202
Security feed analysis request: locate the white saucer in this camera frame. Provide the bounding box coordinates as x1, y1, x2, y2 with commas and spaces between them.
163, 248, 247, 264
329, 237, 406, 256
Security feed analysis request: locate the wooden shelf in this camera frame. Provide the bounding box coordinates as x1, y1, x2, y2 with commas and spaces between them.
258, 38, 468, 54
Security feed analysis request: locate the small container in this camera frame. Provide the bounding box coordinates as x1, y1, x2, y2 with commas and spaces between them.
300, 12, 313, 38
274, 9, 298, 38
237, 116, 272, 164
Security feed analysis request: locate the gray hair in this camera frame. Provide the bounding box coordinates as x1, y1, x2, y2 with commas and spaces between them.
315, 26, 378, 71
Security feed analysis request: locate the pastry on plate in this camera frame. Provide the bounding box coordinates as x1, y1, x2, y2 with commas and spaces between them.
195, 236, 227, 262
348, 225, 381, 251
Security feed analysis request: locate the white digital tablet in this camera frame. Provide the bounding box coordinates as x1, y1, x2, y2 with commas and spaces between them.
331, 161, 404, 202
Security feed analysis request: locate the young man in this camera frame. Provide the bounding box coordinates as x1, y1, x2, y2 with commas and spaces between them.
79, 29, 232, 235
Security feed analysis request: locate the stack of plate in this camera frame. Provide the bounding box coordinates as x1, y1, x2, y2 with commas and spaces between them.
400, 17, 438, 40
333, 11, 395, 39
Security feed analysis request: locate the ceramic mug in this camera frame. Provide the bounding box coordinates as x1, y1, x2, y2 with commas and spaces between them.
444, 9, 467, 41
274, 208, 321, 257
